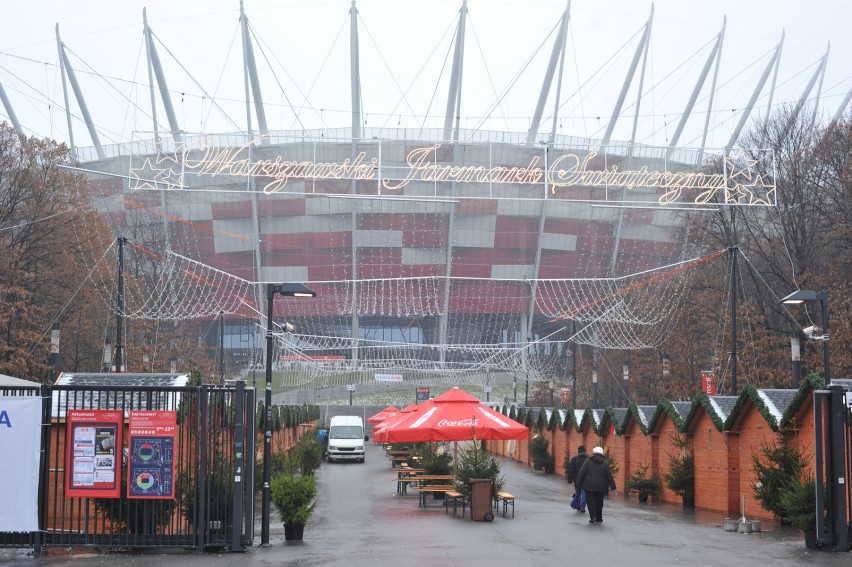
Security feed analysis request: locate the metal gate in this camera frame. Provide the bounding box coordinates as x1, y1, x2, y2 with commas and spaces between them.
0, 382, 255, 552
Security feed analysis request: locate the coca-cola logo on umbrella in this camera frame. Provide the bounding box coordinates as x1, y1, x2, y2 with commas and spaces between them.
437, 418, 478, 427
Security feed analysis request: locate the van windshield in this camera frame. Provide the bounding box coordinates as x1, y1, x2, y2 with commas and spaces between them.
329, 425, 362, 439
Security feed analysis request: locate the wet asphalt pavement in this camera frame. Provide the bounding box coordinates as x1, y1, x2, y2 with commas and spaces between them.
3, 442, 849, 566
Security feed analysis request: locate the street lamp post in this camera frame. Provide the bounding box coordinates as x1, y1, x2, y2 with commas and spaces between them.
261, 282, 316, 546
591, 364, 598, 408
781, 290, 829, 383
512, 374, 517, 403
789, 326, 802, 388
525, 337, 531, 406
781, 289, 844, 548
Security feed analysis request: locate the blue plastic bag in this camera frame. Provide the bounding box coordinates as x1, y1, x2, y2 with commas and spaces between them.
570, 489, 586, 510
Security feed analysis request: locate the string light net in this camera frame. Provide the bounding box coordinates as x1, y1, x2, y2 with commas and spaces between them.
74, 133, 737, 389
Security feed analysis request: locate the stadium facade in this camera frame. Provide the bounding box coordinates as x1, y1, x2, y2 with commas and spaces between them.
8, 2, 838, 392
76, 128, 770, 394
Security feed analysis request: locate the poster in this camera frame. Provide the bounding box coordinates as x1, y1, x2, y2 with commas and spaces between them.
128, 410, 176, 499
701, 371, 717, 396
0, 396, 41, 531
415, 387, 430, 403
66, 409, 122, 498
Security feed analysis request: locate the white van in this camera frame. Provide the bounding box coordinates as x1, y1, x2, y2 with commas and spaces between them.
326, 415, 366, 463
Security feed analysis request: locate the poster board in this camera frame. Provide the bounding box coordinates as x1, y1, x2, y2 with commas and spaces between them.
127, 410, 176, 499
415, 387, 430, 403
65, 410, 122, 498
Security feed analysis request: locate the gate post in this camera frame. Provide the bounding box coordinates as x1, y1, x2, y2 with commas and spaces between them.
828, 384, 849, 550
231, 381, 246, 551
814, 390, 828, 543
36, 383, 52, 552
243, 388, 256, 544
196, 386, 209, 550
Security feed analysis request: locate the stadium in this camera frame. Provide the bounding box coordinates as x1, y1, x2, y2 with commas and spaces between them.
2, 1, 848, 403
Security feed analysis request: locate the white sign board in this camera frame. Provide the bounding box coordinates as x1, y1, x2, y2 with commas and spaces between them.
0, 396, 41, 532
374, 374, 403, 382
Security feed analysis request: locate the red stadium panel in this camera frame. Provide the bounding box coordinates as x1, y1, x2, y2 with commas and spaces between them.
402, 229, 448, 248
211, 200, 253, 219
307, 264, 352, 281
398, 264, 446, 278
448, 280, 529, 314
263, 231, 353, 252
494, 216, 539, 250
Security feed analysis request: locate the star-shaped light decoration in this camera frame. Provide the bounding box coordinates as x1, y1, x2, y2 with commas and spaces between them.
723, 149, 775, 206
128, 154, 185, 191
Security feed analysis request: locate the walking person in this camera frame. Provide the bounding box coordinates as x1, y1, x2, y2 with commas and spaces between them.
576, 446, 616, 524
566, 445, 588, 513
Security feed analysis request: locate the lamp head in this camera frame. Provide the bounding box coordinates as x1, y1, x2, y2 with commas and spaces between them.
275, 282, 317, 298
781, 289, 826, 304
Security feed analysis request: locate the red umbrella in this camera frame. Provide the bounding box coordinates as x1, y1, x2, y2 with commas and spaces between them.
367, 406, 399, 424
372, 403, 422, 443
380, 387, 528, 443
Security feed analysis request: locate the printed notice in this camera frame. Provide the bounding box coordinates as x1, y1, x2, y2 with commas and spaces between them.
128, 411, 177, 499
65, 410, 122, 498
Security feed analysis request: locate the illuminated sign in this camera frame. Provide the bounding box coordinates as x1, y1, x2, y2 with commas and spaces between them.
129, 137, 775, 207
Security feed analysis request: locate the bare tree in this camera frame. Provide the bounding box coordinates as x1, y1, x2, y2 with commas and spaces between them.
0, 122, 112, 379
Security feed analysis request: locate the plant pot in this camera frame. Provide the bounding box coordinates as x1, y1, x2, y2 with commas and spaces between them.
803, 529, 820, 549
723, 518, 737, 532
750, 520, 761, 532
284, 523, 305, 541
638, 491, 649, 503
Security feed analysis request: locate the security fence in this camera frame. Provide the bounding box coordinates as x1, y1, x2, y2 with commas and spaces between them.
0, 382, 255, 552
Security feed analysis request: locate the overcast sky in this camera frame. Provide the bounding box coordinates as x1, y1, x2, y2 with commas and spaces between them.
1, 0, 850, 151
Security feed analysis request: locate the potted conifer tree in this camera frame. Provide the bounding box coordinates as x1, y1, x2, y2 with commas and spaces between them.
780, 475, 820, 548
627, 464, 660, 503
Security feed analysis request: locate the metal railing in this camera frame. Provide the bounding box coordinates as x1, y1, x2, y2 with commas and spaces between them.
0, 383, 255, 552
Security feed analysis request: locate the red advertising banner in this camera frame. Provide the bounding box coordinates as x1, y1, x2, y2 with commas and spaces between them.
66, 410, 122, 498
128, 410, 177, 499
701, 371, 717, 396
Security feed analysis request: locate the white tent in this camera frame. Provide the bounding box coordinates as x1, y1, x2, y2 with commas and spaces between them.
0, 373, 37, 387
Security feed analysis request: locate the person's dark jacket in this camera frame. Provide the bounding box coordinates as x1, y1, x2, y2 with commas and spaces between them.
566, 451, 588, 483
576, 453, 616, 493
